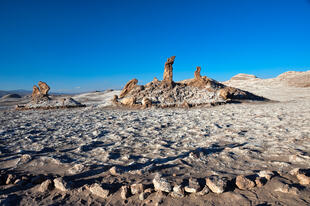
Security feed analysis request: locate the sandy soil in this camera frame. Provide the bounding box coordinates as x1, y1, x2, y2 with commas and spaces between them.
0, 78, 310, 205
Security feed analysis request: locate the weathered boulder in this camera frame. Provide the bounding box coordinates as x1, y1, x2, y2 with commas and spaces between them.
120, 185, 131, 199
38, 179, 54, 192
162, 56, 176, 86
153, 173, 171, 193
206, 175, 228, 194
53, 177, 69, 192
235, 175, 255, 190
89, 183, 109, 198
131, 183, 144, 195
119, 78, 138, 98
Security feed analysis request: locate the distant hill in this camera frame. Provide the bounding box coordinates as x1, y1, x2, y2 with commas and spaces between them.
0, 89, 31, 98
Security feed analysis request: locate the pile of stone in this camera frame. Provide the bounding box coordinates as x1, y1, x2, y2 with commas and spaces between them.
113, 56, 267, 109
16, 81, 85, 110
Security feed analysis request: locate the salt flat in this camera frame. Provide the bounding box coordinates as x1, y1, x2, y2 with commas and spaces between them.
0, 75, 310, 205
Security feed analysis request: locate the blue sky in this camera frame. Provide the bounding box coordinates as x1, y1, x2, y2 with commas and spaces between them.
0, 0, 309, 92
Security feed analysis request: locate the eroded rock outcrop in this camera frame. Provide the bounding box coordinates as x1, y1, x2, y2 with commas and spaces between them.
114, 56, 268, 109
119, 78, 138, 98
17, 81, 85, 110
162, 56, 175, 86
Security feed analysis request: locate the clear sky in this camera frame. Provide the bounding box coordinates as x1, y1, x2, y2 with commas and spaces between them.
0, 0, 310, 92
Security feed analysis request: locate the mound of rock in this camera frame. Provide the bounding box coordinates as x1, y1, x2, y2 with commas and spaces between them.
276, 71, 310, 87
113, 56, 268, 108
16, 81, 85, 110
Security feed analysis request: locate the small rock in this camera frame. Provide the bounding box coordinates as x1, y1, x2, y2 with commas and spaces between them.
120, 185, 131, 200
197, 185, 210, 195
139, 192, 149, 200
6, 174, 15, 185
184, 178, 201, 193
14, 179, 21, 185
171, 185, 184, 198
53, 177, 69, 192
31, 175, 45, 184
38, 179, 54, 192
153, 173, 171, 193
258, 170, 274, 180
131, 183, 144, 195
274, 183, 299, 195
289, 168, 300, 176
296, 173, 310, 185
206, 175, 228, 194
109, 166, 122, 175
255, 177, 264, 187
89, 183, 109, 199
235, 175, 255, 190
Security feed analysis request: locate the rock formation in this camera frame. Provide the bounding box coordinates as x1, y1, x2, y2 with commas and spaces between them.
114, 56, 268, 109
119, 78, 138, 98
162, 56, 175, 86
38, 81, 50, 96
17, 81, 85, 110
32, 85, 42, 103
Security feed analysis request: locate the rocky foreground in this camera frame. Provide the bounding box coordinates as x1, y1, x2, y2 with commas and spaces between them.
1, 92, 310, 205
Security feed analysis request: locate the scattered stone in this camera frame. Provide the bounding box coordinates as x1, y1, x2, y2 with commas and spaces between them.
258, 170, 274, 180
296, 173, 310, 185
153, 173, 171, 193
109, 166, 123, 175
171, 185, 185, 198
120, 185, 131, 200
14, 179, 21, 185
139, 192, 149, 200
206, 175, 228, 194
119, 78, 138, 98
197, 185, 210, 195
184, 178, 201, 193
131, 183, 144, 195
38, 179, 54, 192
53, 177, 69, 192
289, 168, 300, 176
6, 174, 15, 185
255, 177, 264, 187
235, 175, 255, 190
274, 183, 299, 195
89, 183, 109, 199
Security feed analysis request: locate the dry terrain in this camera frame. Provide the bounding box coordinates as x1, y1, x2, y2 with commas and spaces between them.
0, 72, 310, 206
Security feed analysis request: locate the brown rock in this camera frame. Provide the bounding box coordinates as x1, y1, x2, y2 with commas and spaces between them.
131, 183, 144, 194
38, 179, 54, 192
109, 166, 123, 175
120, 97, 136, 107
296, 173, 310, 185
120, 78, 138, 98
32, 85, 41, 102
120, 185, 131, 199
38, 81, 50, 96
142, 98, 152, 108
53, 177, 69, 192
6, 174, 15, 185
162, 56, 176, 85
206, 175, 228, 194
235, 175, 255, 190
89, 183, 109, 198
255, 177, 264, 187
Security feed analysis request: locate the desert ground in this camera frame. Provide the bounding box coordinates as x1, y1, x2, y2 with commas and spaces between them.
0, 72, 310, 205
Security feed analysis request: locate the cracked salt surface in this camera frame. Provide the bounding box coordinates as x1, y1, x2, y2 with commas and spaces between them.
0, 96, 309, 177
